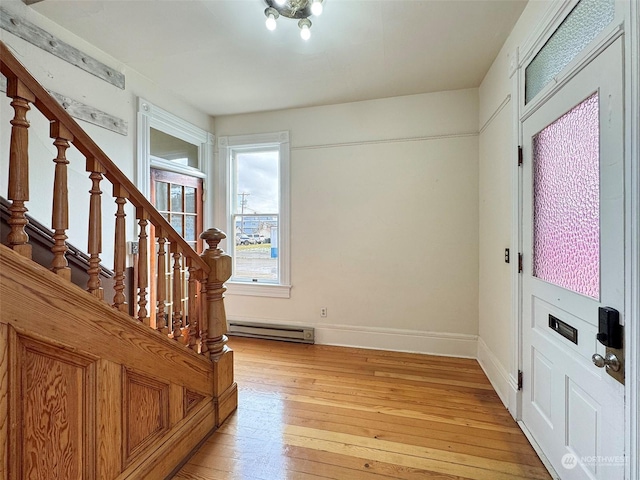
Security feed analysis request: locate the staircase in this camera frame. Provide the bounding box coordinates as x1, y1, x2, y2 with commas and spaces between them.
0, 196, 120, 300
0, 41, 237, 479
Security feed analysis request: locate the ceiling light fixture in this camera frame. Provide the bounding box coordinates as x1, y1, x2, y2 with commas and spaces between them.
264, 0, 323, 40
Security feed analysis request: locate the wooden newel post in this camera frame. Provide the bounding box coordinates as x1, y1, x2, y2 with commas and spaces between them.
199, 227, 237, 426
199, 228, 231, 359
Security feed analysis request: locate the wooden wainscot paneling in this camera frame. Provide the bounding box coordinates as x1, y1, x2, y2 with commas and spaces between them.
184, 389, 205, 418
169, 383, 184, 427
212, 348, 238, 427
0, 245, 213, 395
121, 398, 216, 480
122, 367, 169, 467
1, 324, 9, 480
8, 328, 97, 480
96, 359, 122, 480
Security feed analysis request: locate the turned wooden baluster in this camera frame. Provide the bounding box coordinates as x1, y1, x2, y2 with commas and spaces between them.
187, 259, 199, 350
86, 158, 105, 299
156, 233, 168, 333
200, 228, 232, 359
6, 78, 36, 259
49, 121, 73, 280
199, 274, 208, 356
113, 184, 128, 312
136, 209, 149, 324
171, 245, 183, 340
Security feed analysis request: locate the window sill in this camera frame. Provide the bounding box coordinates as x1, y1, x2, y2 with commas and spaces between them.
225, 282, 291, 298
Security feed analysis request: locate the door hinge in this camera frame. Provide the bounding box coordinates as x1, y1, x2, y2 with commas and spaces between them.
518, 253, 523, 273
518, 146, 523, 166
518, 370, 523, 390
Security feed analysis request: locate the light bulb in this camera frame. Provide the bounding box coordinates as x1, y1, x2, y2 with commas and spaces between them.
266, 14, 277, 31
311, 0, 323, 16
264, 7, 279, 31
298, 18, 312, 40
300, 24, 310, 40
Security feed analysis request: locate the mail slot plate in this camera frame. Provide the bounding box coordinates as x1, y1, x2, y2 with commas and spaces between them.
549, 314, 578, 344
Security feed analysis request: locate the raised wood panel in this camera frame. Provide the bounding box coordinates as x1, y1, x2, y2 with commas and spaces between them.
122, 368, 169, 466
11, 332, 96, 480
184, 389, 205, 418
120, 399, 216, 480
212, 348, 234, 398
212, 348, 238, 427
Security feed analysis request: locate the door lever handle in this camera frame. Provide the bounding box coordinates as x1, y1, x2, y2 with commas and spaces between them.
592, 352, 621, 372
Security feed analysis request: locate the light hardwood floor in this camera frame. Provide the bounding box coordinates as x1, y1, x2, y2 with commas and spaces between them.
173, 337, 551, 480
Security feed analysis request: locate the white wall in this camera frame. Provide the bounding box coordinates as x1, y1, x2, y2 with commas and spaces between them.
0, 0, 212, 267
216, 89, 480, 357
477, 1, 552, 405
3, 0, 554, 365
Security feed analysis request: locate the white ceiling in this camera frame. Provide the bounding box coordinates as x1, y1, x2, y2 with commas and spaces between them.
30, 0, 527, 116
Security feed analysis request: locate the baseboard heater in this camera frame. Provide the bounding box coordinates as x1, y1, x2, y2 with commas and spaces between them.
227, 321, 314, 344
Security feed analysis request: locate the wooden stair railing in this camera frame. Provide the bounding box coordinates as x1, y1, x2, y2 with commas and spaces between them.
0, 40, 233, 363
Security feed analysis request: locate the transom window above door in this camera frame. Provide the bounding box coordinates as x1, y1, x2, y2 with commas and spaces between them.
150, 127, 199, 169
136, 97, 213, 203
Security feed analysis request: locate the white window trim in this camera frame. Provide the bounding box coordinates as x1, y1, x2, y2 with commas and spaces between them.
217, 132, 291, 298
136, 98, 214, 229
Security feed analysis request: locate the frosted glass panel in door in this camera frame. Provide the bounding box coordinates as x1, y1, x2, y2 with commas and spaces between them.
533, 92, 599, 298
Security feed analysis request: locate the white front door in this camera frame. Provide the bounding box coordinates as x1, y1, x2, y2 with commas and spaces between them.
521, 37, 625, 479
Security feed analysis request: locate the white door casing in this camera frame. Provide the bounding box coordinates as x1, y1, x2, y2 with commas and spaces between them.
521, 37, 624, 480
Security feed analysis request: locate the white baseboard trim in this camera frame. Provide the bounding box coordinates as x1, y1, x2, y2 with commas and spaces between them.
315, 323, 478, 358
226, 316, 478, 358
476, 336, 517, 411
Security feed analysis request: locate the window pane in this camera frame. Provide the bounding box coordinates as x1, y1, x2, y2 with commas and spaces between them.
150, 127, 199, 168
234, 150, 279, 215
233, 214, 278, 282
525, 0, 614, 104
155, 181, 168, 212
170, 213, 184, 236
533, 93, 599, 298
185, 186, 196, 213
185, 215, 196, 241
171, 184, 183, 212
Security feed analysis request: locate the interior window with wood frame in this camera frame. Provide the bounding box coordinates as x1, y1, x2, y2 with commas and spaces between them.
149, 169, 203, 333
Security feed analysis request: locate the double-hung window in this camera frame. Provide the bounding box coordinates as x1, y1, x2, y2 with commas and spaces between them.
217, 132, 291, 298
